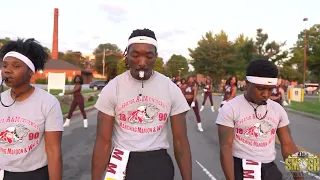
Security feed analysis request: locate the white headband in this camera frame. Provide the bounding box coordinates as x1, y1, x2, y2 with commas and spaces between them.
246, 76, 277, 85
3, 51, 35, 73
127, 36, 158, 49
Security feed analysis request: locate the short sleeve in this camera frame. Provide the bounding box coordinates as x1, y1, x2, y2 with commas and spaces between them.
169, 81, 190, 116
45, 97, 64, 132
278, 106, 290, 128
215, 104, 235, 128
94, 79, 117, 117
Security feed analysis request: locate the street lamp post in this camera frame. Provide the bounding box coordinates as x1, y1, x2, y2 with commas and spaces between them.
102, 48, 106, 77
303, 17, 308, 85
178, 68, 184, 77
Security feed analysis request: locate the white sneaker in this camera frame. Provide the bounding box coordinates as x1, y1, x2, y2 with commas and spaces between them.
63, 119, 70, 127
83, 119, 88, 128
200, 106, 204, 112
211, 106, 215, 112
197, 123, 203, 132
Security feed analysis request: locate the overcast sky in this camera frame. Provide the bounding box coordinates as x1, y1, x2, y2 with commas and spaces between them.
0, 0, 318, 62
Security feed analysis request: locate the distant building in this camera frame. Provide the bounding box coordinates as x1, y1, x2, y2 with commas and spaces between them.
31, 59, 93, 84
0, 8, 93, 84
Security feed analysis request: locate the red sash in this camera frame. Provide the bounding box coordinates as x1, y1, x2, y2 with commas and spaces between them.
104, 148, 130, 180
242, 159, 262, 180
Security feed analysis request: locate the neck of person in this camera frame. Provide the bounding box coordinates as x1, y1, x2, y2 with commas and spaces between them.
11, 83, 34, 101
244, 92, 256, 104
244, 92, 266, 106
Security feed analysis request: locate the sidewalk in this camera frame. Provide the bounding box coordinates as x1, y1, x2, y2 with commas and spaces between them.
209, 93, 320, 120
284, 107, 320, 121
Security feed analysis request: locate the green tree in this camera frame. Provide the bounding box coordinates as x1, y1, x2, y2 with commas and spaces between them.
62, 50, 73, 63
0, 37, 10, 46
117, 57, 165, 75
93, 43, 122, 76
154, 57, 165, 74
278, 65, 303, 82
254, 28, 288, 65
105, 54, 122, 78
58, 52, 65, 59
117, 58, 127, 75
285, 24, 320, 83
165, 54, 189, 77
188, 30, 233, 84
61, 50, 86, 68
227, 34, 256, 80
300, 24, 320, 82
43, 47, 51, 58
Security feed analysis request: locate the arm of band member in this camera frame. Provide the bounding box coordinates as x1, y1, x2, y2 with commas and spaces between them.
193, 85, 198, 102
218, 125, 235, 180
280, 88, 286, 101
171, 112, 192, 180
45, 131, 63, 180
91, 111, 114, 180
277, 126, 303, 180
208, 84, 213, 92
65, 85, 81, 95
227, 86, 237, 101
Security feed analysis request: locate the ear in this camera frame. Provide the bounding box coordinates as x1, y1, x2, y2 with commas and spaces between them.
125, 57, 129, 68
28, 69, 34, 77
245, 80, 251, 89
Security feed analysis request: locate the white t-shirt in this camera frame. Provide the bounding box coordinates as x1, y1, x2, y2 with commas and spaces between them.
94, 70, 190, 152
0, 87, 64, 172
216, 94, 290, 163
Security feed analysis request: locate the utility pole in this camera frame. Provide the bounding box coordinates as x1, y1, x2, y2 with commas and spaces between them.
303, 17, 308, 85
102, 48, 105, 77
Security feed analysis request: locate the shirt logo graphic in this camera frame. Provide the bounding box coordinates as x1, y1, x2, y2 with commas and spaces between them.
0, 124, 30, 144
244, 121, 273, 138
127, 104, 160, 124
185, 87, 192, 93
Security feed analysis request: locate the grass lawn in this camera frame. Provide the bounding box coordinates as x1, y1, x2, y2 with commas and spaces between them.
61, 97, 98, 115
2, 87, 96, 95
288, 101, 320, 116
47, 89, 95, 95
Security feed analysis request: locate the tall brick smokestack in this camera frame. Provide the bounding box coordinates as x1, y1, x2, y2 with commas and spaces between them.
51, 8, 59, 60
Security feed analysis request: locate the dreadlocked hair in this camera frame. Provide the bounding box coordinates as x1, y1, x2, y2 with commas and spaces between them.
0, 38, 49, 72
123, 28, 157, 58
246, 59, 278, 78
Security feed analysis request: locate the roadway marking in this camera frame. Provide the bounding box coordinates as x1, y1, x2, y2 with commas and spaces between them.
279, 160, 320, 179
195, 160, 217, 180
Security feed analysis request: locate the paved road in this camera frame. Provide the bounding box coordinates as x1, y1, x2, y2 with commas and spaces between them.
61, 95, 320, 180
32, 84, 91, 90
30, 84, 320, 102
304, 95, 319, 102
13, 84, 320, 102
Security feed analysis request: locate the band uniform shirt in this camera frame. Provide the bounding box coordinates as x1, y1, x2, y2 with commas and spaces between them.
0, 87, 64, 172
94, 70, 190, 152
223, 84, 236, 101
215, 95, 290, 163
